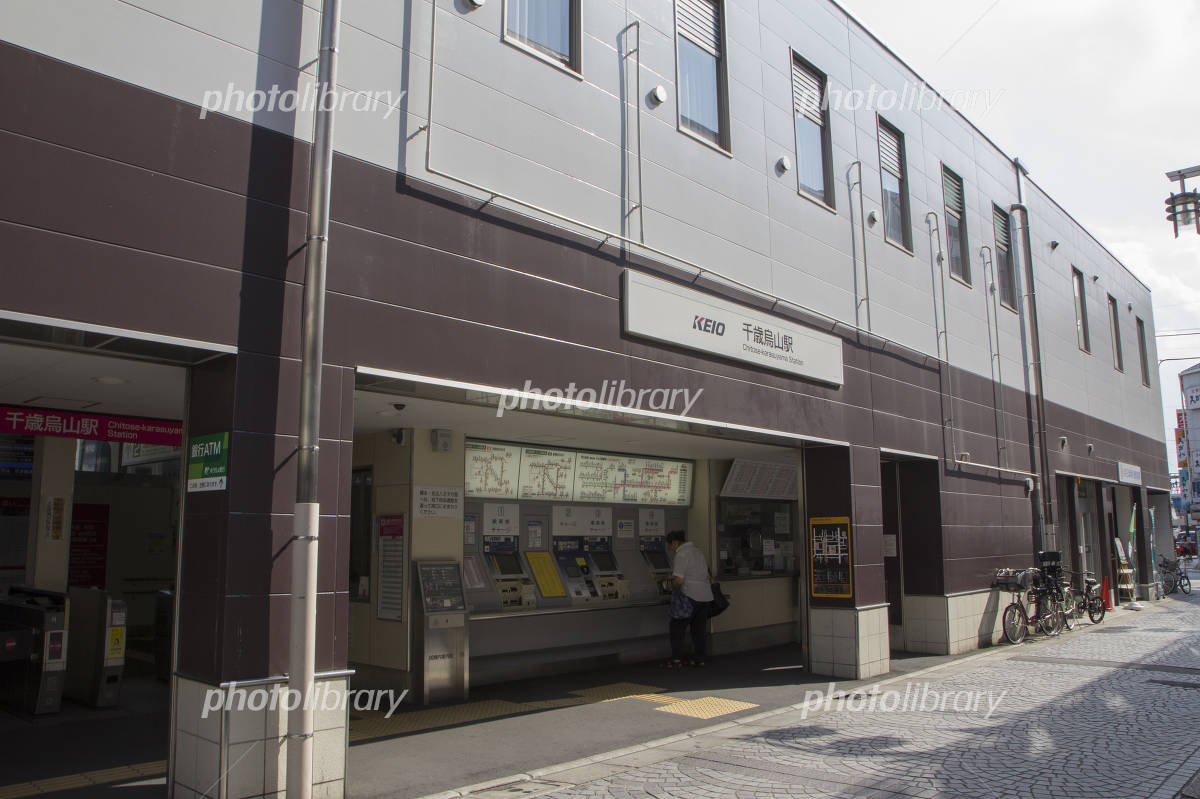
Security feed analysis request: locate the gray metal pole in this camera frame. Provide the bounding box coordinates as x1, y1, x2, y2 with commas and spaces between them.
288, 0, 340, 797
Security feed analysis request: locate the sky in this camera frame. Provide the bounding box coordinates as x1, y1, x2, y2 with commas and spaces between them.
834, 0, 1200, 465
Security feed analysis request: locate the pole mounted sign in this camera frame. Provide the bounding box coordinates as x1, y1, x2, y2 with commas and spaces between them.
187, 433, 229, 492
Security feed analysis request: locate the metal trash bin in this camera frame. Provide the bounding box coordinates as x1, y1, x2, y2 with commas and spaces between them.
0, 587, 68, 715
66, 587, 126, 708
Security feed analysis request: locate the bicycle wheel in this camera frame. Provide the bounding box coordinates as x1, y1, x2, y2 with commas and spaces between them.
1002, 602, 1028, 644
1061, 591, 1077, 630
1166, 574, 1178, 594
1182, 573, 1192, 595
1042, 598, 1064, 636
1087, 594, 1106, 624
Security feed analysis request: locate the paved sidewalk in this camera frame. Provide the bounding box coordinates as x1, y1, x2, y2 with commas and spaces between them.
420, 592, 1200, 799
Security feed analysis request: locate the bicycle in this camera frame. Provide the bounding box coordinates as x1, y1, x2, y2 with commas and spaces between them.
996, 568, 1063, 644
1160, 556, 1191, 595
1061, 569, 1106, 625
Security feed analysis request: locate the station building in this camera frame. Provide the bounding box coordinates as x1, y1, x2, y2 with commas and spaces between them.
0, 0, 1172, 796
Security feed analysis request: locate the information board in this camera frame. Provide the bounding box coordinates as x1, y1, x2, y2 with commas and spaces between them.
721, 459, 799, 500
416, 561, 466, 612
573, 453, 691, 505
465, 440, 520, 498
377, 514, 406, 621
518, 447, 576, 501
810, 516, 852, 598
465, 440, 692, 506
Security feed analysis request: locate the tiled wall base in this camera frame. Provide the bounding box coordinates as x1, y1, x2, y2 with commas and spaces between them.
172, 676, 347, 799
808, 606, 889, 680
901, 592, 1005, 655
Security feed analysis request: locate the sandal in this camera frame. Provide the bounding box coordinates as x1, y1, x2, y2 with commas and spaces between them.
659, 658, 684, 669
688, 658, 707, 667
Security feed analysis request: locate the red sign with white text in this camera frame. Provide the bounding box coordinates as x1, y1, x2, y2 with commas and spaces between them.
0, 406, 182, 446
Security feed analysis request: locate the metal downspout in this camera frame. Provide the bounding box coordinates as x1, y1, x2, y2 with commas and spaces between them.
926, 211, 958, 459
1011, 198, 1051, 550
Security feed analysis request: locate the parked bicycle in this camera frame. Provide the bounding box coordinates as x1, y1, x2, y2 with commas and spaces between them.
996, 566, 1064, 644
1061, 569, 1106, 625
1038, 551, 1076, 631
1160, 556, 1192, 595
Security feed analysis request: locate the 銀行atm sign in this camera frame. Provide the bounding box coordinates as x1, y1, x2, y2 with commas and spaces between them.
187, 433, 229, 493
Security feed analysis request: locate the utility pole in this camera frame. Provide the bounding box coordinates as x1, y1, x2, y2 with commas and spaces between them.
287, 1, 340, 797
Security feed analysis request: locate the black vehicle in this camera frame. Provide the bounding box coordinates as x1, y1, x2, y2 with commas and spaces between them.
1160, 556, 1192, 595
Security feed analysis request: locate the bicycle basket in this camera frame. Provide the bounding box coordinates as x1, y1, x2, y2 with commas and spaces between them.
1037, 550, 1062, 564
994, 568, 1033, 592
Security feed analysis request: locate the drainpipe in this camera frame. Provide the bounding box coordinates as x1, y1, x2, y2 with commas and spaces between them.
1010, 195, 1051, 551
288, 1, 340, 798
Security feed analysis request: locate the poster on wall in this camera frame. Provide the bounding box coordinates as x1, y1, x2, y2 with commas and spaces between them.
376, 514, 406, 622
721, 460, 799, 500
809, 516, 853, 598
68, 504, 110, 588
414, 485, 463, 519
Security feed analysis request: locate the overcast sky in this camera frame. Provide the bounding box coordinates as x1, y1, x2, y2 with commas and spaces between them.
835, 0, 1200, 463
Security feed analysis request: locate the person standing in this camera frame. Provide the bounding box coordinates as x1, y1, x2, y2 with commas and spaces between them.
663, 529, 713, 668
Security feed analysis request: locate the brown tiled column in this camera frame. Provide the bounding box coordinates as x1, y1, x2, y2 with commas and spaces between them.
173, 353, 353, 799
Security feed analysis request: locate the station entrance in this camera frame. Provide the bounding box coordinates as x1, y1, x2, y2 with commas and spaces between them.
344, 370, 822, 735
0, 332, 197, 792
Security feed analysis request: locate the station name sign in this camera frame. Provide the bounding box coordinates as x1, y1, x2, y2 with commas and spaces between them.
0, 404, 182, 446
622, 271, 844, 385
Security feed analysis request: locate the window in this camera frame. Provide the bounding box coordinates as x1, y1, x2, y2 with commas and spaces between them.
942, 167, 970, 283
1136, 316, 1151, 386
792, 56, 833, 205
1108, 295, 1123, 371
1071, 267, 1090, 352
505, 0, 579, 71
992, 205, 1016, 309
676, 0, 727, 148
878, 119, 909, 247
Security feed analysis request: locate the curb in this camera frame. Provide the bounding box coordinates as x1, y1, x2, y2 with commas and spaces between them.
410, 601, 1162, 799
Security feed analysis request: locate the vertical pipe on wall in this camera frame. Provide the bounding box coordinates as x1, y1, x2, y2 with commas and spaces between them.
288, 1, 341, 798
1010, 197, 1050, 551
925, 212, 958, 460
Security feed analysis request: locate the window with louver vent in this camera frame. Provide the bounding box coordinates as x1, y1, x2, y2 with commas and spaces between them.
877, 119, 909, 248
791, 54, 832, 205
942, 166, 970, 284
676, 0, 727, 148
992, 204, 1016, 309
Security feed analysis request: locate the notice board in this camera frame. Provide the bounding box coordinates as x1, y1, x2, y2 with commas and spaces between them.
810, 516, 852, 598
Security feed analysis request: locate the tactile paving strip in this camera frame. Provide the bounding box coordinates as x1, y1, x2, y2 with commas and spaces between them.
653, 696, 760, 719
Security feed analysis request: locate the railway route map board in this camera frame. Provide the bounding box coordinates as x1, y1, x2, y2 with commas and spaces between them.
465, 440, 520, 499
518, 447, 576, 501
573, 453, 691, 506
465, 440, 692, 507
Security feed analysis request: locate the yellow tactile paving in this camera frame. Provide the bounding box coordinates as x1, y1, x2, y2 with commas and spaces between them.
653, 696, 759, 720
622, 693, 684, 705
570, 682, 665, 701
0, 760, 167, 798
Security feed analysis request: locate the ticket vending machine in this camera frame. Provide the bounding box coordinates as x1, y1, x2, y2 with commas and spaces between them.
552, 537, 598, 602
482, 534, 536, 611
582, 536, 629, 601
640, 535, 673, 595
412, 561, 468, 705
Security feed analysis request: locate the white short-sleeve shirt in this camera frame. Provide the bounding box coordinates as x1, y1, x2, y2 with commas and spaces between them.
672, 541, 713, 602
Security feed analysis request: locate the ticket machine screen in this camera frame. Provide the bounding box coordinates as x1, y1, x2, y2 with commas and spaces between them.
645, 550, 670, 571
590, 551, 618, 573
492, 552, 523, 577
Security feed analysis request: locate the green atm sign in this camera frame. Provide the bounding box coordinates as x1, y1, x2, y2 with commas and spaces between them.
187, 433, 229, 493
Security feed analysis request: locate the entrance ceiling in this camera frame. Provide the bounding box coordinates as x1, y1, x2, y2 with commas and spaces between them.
0, 341, 186, 420
354, 391, 801, 462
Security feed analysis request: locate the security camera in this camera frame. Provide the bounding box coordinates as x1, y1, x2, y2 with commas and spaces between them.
392, 403, 406, 411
